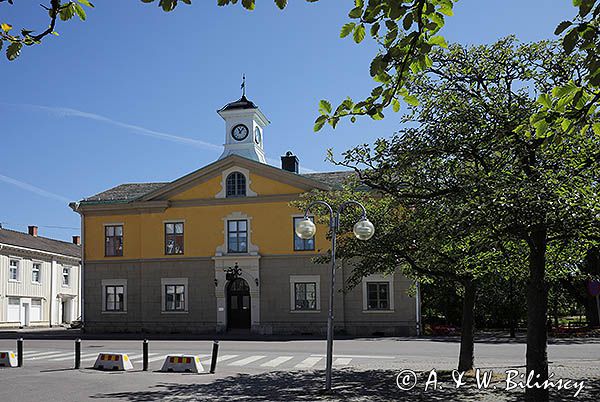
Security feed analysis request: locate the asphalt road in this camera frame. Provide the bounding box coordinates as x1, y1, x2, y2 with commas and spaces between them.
0, 337, 598, 401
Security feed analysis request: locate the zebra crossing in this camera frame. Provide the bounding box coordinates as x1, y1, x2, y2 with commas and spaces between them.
11, 350, 357, 370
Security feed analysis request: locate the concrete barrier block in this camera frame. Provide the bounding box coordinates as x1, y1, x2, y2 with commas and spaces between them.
160, 355, 204, 373
93, 353, 134, 371
0, 351, 17, 368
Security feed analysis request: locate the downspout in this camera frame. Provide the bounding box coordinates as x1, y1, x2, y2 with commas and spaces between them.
49, 259, 54, 327
74, 203, 84, 324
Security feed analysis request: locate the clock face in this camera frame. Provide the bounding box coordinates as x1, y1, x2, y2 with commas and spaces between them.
231, 124, 249, 141
254, 127, 261, 144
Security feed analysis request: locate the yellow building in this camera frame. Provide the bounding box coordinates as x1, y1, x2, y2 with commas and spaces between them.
70, 95, 416, 335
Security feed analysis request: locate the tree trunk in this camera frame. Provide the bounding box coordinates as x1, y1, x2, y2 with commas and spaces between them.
509, 279, 516, 338
584, 248, 600, 327
458, 280, 476, 372
526, 227, 549, 402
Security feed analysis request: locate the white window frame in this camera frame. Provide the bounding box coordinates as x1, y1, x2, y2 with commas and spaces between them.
215, 166, 257, 198
161, 278, 189, 313
61, 266, 71, 287
32, 262, 42, 284
215, 211, 259, 256
101, 279, 128, 313
289, 275, 321, 313
8, 258, 20, 282
362, 273, 395, 313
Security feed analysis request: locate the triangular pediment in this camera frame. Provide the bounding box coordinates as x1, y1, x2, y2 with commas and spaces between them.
139, 155, 330, 202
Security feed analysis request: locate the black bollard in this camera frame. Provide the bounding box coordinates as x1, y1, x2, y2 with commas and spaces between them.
209, 340, 219, 374
143, 339, 149, 371
75, 338, 81, 369
17, 338, 23, 367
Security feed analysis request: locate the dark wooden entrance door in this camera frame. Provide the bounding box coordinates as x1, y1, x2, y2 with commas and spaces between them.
227, 278, 251, 329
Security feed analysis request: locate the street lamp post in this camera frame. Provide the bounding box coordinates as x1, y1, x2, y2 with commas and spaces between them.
295, 200, 375, 393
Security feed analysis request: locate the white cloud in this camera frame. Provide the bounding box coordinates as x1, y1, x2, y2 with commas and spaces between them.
3, 102, 322, 174
0, 173, 71, 203
3, 103, 222, 151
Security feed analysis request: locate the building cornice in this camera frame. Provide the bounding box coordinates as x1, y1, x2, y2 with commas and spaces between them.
0, 243, 81, 262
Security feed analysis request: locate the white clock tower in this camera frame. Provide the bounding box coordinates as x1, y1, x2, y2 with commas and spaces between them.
217, 95, 269, 163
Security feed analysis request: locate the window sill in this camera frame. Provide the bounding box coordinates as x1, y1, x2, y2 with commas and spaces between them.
161, 310, 189, 314
290, 310, 321, 313
102, 311, 127, 314
31, 282, 42, 286
362, 309, 395, 314
8, 280, 20, 283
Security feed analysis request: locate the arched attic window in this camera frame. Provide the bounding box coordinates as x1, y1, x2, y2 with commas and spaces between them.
226, 172, 246, 197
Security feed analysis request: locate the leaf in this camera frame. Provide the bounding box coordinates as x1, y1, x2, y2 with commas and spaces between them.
402, 13, 413, 30
439, 5, 453, 16
59, 3, 75, 20
593, 122, 600, 136
6, 41, 22, 61
78, 0, 95, 7
353, 23, 366, 43
274, 0, 287, 9
403, 94, 419, 107
428, 35, 447, 48
314, 115, 327, 132
340, 22, 355, 38
319, 100, 332, 115
348, 6, 362, 19
392, 98, 400, 112
562, 28, 579, 53
537, 93, 552, 109
73, 3, 87, 21
241, 0, 255, 10
370, 22, 380, 37
554, 21, 572, 35
1, 23, 12, 33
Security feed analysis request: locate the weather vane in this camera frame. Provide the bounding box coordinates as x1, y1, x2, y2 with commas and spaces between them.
241, 73, 246, 97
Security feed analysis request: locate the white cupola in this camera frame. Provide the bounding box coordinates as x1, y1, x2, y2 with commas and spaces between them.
217, 95, 269, 163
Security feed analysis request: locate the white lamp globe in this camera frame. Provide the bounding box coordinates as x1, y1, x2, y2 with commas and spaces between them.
353, 218, 375, 240
295, 217, 316, 240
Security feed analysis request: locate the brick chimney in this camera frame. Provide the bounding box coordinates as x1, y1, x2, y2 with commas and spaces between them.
72, 235, 81, 245
281, 151, 299, 173
28, 225, 38, 237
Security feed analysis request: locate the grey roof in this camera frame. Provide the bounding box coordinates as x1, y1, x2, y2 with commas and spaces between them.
82, 182, 169, 203
301, 171, 358, 188
218, 95, 259, 112
0, 228, 81, 258
80, 171, 359, 204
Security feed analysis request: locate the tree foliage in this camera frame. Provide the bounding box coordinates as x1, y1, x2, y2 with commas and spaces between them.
329, 37, 599, 400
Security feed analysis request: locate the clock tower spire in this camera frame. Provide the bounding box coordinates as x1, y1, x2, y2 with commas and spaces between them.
217, 92, 268, 164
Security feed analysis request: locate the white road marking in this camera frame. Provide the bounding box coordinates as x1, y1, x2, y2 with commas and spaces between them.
21, 350, 40, 355
260, 356, 293, 367
22, 351, 61, 358
333, 358, 352, 366
50, 352, 99, 361
295, 357, 322, 368
228, 355, 266, 366
82, 354, 105, 362
29, 352, 67, 360
216, 354, 238, 362
310, 354, 395, 359
147, 355, 168, 363
127, 353, 158, 360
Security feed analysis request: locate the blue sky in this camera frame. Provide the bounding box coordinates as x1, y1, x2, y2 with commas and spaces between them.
0, 0, 576, 241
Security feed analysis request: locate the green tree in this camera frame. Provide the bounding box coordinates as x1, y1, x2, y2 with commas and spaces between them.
293, 180, 514, 372
332, 38, 600, 401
